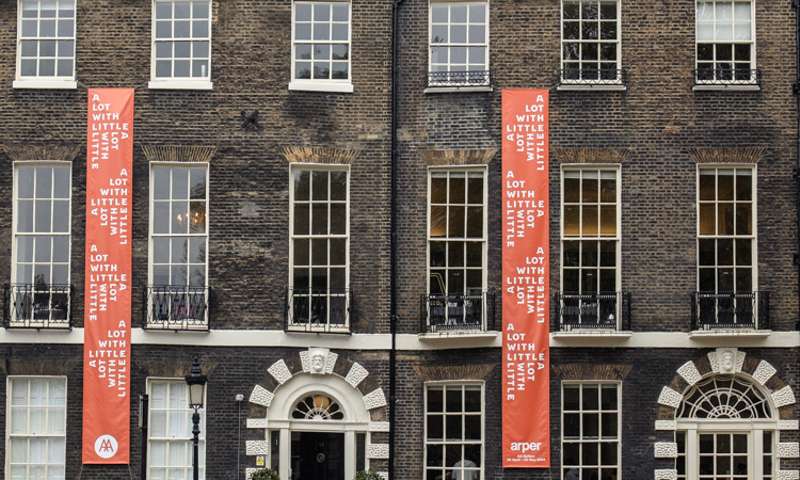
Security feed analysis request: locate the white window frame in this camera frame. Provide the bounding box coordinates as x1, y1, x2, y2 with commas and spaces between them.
559, 166, 622, 329
427, 0, 491, 87
14, 0, 77, 89
694, 0, 757, 85
5, 376, 68, 480
423, 380, 485, 480
10, 161, 73, 328
146, 377, 206, 480
289, 0, 354, 93
559, 0, 622, 85
147, 162, 210, 329
149, 0, 214, 90
560, 381, 622, 480
287, 163, 351, 332
425, 166, 489, 330
695, 165, 758, 294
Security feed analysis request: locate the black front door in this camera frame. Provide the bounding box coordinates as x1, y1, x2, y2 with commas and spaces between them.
291, 431, 345, 480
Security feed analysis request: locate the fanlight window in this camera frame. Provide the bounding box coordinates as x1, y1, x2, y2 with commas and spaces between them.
292, 394, 344, 420
678, 375, 771, 419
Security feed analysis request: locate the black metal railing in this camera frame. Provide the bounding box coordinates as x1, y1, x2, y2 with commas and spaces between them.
420, 290, 496, 334
691, 291, 769, 331
552, 291, 631, 332
285, 288, 351, 333
428, 70, 491, 87
144, 286, 209, 330
694, 67, 761, 85
3, 284, 73, 329
560, 67, 626, 85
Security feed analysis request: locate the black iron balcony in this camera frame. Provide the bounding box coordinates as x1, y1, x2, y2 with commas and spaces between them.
144, 286, 209, 331
420, 290, 496, 334
285, 288, 351, 333
553, 291, 631, 332
691, 291, 769, 331
3, 284, 73, 329
428, 70, 491, 88
559, 67, 626, 85
694, 67, 761, 86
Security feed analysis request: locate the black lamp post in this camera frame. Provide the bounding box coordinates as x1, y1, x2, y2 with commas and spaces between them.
185, 357, 207, 480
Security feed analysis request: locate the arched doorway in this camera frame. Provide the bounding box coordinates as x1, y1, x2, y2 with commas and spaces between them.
267, 373, 372, 480
674, 374, 778, 479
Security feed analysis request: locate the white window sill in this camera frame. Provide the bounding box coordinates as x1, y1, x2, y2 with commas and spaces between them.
286, 324, 352, 334
557, 83, 627, 92
418, 330, 499, 341
148, 79, 214, 91
689, 329, 771, 338
13, 79, 77, 90
552, 329, 633, 339
288, 80, 354, 93
424, 85, 493, 94
693, 84, 761, 92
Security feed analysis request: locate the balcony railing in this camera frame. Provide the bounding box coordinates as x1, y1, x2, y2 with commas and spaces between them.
553, 291, 631, 332
285, 288, 351, 333
428, 70, 491, 88
420, 290, 496, 334
144, 286, 209, 331
560, 67, 626, 85
3, 284, 73, 329
694, 67, 761, 86
691, 291, 769, 331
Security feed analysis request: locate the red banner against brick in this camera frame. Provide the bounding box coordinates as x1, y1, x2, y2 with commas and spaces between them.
82, 88, 133, 464
501, 89, 550, 468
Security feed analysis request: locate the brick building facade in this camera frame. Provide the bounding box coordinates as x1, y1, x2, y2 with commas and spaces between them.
0, 0, 798, 480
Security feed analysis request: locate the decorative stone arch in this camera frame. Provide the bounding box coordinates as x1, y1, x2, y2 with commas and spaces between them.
652, 348, 799, 480
244, 348, 389, 480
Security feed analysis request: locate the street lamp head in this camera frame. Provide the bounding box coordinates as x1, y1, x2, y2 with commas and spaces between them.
185, 357, 207, 409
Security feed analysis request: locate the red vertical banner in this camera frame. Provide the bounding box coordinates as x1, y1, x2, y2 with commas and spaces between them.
501, 89, 550, 468
82, 88, 134, 464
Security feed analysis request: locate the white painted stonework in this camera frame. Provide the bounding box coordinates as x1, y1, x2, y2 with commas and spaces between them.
772, 386, 797, 408
300, 347, 338, 375
246, 440, 269, 456
247, 418, 268, 429
654, 469, 677, 480
367, 443, 390, 459
677, 361, 702, 386
777, 442, 800, 458
345, 362, 369, 388
753, 360, 777, 385
658, 386, 682, 409
370, 421, 390, 432
655, 420, 676, 431
777, 471, 800, 480
779, 420, 800, 431
249, 385, 274, 408
708, 348, 745, 375
363, 388, 388, 410
654, 442, 678, 458
245, 468, 258, 479
268, 359, 293, 385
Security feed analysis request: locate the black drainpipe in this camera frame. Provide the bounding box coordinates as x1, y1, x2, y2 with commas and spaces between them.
794, 0, 800, 331
389, 0, 405, 478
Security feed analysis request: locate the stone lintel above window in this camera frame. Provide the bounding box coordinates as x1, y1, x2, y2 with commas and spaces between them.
420, 148, 497, 166
1, 142, 80, 162
555, 147, 628, 164
142, 145, 217, 163
553, 363, 632, 380
281, 145, 359, 164
690, 146, 765, 164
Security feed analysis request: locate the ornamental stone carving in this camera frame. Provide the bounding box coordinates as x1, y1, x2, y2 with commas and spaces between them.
654, 442, 678, 458
654, 469, 677, 480
363, 388, 388, 410
677, 361, 702, 386
346, 362, 369, 388
300, 348, 337, 375
752, 360, 777, 386
249, 385, 274, 408
709, 348, 745, 375
268, 359, 293, 385
367, 443, 390, 459
777, 442, 800, 459
246, 440, 269, 456
658, 386, 682, 409
778, 471, 800, 480
772, 386, 797, 408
